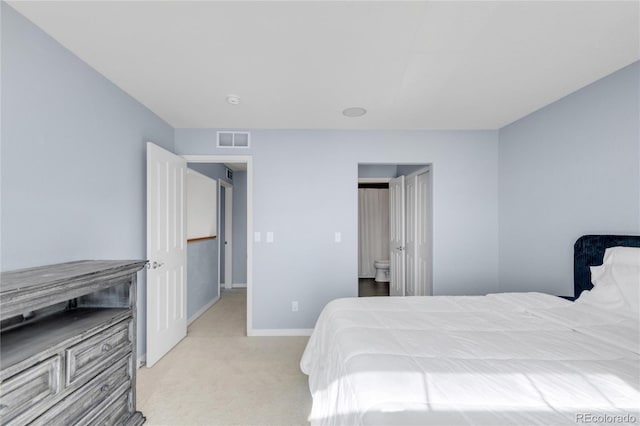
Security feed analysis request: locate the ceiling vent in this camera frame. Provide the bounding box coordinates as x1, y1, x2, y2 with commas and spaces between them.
217, 131, 250, 148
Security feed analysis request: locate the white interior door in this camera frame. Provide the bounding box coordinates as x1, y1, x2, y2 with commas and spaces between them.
146, 142, 187, 368
389, 175, 405, 296
405, 175, 417, 296
416, 171, 432, 296
220, 180, 233, 290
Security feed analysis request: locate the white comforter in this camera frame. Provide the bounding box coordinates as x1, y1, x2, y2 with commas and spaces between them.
300, 293, 640, 425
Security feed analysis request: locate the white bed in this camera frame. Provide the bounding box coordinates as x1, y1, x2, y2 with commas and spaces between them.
301, 239, 640, 425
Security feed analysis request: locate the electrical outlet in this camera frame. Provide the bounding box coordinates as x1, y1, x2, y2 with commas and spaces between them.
291, 301, 299, 312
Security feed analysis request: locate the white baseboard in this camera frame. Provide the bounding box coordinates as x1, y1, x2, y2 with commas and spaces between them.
188, 295, 220, 325
248, 328, 313, 337
232, 282, 247, 288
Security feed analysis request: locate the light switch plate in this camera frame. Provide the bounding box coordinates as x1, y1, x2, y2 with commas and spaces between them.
254, 232, 261, 243
266, 231, 274, 243
334, 232, 342, 243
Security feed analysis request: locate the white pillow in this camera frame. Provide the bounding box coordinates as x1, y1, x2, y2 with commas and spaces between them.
593, 264, 640, 316
576, 265, 628, 312
589, 264, 607, 283
603, 246, 640, 267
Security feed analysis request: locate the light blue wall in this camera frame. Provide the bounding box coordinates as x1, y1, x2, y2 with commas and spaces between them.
189, 163, 232, 185
232, 171, 248, 285
397, 164, 429, 176
358, 164, 398, 178
1, 4, 174, 357
498, 61, 640, 296
357, 164, 428, 179
175, 129, 500, 330
185, 163, 228, 319
186, 239, 218, 320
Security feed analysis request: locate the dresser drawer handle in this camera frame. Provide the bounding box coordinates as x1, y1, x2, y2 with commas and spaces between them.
100, 384, 110, 393
0, 403, 8, 411
101, 343, 113, 352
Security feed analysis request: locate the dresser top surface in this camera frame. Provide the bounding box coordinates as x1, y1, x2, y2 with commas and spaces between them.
1, 260, 147, 294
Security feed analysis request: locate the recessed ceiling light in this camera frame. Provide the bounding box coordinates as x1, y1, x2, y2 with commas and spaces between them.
342, 107, 367, 117
226, 94, 240, 105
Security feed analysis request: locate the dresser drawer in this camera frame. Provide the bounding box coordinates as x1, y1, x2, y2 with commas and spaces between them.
0, 355, 61, 425
66, 319, 131, 386
32, 354, 132, 425
88, 389, 131, 426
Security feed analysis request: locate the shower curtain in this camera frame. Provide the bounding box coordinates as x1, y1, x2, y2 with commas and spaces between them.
358, 188, 390, 278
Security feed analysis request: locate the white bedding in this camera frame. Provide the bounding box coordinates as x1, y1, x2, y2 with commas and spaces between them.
301, 293, 640, 425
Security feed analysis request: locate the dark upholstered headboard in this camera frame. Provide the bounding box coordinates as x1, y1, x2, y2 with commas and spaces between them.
574, 235, 640, 299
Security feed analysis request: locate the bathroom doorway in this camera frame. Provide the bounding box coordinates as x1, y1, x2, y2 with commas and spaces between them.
358, 179, 391, 297
357, 163, 433, 297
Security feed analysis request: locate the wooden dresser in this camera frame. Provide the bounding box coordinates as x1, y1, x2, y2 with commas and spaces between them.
0, 260, 146, 425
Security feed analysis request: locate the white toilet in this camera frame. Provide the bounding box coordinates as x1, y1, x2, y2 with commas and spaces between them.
374, 260, 390, 282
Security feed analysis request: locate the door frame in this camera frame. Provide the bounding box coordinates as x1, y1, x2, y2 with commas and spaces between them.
219, 179, 233, 290
183, 155, 253, 336
356, 163, 433, 297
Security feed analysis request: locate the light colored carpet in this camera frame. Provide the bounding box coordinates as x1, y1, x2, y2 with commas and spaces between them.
137, 289, 312, 425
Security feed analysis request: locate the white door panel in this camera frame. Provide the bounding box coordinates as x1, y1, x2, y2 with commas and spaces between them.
416, 171, 432, 296
219, 180, 233, 290
389, 175, 405, 296
225, 186, 233, 289
146, 142, 187, 368
405, 175, 417, 296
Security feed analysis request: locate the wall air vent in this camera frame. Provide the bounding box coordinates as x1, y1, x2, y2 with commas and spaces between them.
217, 131, 250, 148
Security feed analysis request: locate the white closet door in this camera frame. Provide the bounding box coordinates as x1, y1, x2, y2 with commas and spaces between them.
389, 176, 405, 296
416, 171, 432, 296
405, 175, 417, 296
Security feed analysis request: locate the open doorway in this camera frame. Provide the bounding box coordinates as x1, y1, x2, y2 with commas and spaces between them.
145, 145, 252, 367
357, 163, 433, 297
358, 178, 391, 296
183, 155, 252, 336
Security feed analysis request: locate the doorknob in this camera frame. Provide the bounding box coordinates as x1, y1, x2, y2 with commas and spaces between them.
396, 246, 405, 251
150, 261, 164, 269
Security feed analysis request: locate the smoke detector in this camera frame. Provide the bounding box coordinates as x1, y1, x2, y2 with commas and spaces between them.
226, 94, 240, 105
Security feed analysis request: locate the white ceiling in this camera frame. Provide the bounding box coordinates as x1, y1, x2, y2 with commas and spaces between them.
9, 1, 639, 130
